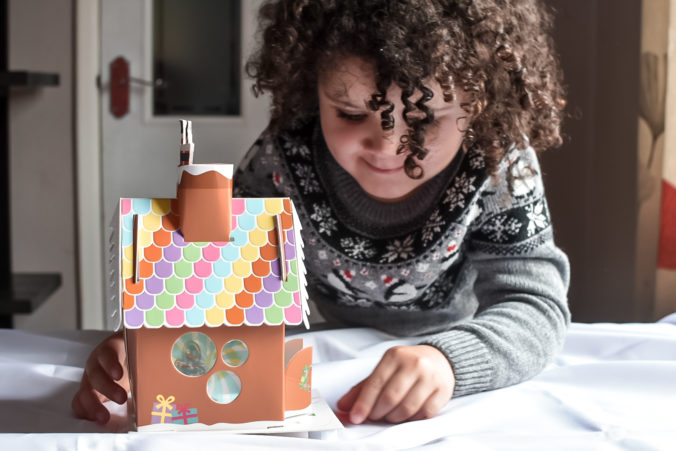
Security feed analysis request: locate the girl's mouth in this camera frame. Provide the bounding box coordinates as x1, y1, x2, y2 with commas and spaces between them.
362, 158, 404, 174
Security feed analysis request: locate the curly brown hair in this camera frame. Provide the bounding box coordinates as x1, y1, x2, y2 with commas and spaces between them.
246, 0, 566, 178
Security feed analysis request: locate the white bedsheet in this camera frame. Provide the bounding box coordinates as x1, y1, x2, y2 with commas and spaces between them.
1, 316, 675, 450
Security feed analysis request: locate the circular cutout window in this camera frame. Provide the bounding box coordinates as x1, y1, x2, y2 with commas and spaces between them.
206, 370, 242, 404
171, 332, 217, 377
222, 339, 249, 367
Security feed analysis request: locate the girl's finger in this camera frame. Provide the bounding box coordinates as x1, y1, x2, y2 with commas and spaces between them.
337, 380, 364, 412
86, 363, 128, 404
348, 351, 400, 424
71, 391, 87, 419
97, 344, 124, 381
384, 381, 435, 423
368, 369, 419, 421
74, 385, 109, 424
410, 389, 450, 421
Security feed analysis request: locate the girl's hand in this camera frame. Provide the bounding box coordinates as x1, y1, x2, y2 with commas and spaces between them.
71, 330, 129, 424
337, 345, 455, 424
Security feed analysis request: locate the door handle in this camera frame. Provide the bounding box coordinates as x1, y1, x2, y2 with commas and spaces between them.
123, 77, 164, 88
109, 56, 163, 118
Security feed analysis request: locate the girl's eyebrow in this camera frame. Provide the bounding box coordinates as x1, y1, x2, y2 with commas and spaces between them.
322, 89, 363, 109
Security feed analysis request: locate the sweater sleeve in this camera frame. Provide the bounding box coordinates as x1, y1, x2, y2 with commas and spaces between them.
421, 148, 571, 397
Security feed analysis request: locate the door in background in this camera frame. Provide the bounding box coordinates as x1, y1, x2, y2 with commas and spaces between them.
100, 0, 269, 327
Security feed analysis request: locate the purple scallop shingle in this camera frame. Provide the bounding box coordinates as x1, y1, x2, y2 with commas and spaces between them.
154, 259, 173, 278
254, 290, 273, 308
262, 273, 281, 293
125, 307, 144, 328
145, 276, 164, 295
245, 305, 264, 325
285, 243, 295, 260
163, 244, 181, 262
173, 231, 188, 247
270, 259, 280, 277
136, 292, 154, 310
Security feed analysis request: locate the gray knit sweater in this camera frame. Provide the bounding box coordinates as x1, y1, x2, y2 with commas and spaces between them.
233, 120, 570, 397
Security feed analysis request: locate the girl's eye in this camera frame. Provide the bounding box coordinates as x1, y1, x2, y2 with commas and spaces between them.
337, 110, 367, 122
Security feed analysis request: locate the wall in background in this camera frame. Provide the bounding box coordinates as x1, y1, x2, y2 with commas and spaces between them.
544, 0, 676, 322
656, 0, 676, 318
544, 0, 643, 322
9, 0, 77, 330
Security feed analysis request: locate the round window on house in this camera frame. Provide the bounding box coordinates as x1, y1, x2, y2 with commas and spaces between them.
206, 370, 242, 404
222, 339, 249, 367
171, 332, 217, 377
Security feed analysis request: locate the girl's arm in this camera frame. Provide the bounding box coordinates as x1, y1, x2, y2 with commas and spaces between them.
421, 147, 571, 397
423, 238, 570, 396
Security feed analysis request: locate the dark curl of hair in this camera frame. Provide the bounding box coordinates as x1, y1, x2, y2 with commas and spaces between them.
246, 0, 566, 179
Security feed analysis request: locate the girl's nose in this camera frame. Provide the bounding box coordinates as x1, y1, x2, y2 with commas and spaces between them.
363, 127, 402, 155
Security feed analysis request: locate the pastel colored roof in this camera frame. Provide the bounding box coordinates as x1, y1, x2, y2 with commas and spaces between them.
113, 197, 307, 329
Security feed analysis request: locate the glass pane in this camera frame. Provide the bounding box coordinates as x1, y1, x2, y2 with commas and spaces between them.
222, 339, 248, 367
153, 0, 241, 116
171, 332, 217, 377
207, 370, 242, 404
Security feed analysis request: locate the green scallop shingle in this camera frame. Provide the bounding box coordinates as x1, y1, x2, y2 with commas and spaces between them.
165, 276, 183, 295
175, 260, 192, 278
274, 290, 293, 308
146, 307, 164, 327
264, 305, 283, 324
282, 273, 299, 292
183, 244, 201, 262
156, 292, 175, 310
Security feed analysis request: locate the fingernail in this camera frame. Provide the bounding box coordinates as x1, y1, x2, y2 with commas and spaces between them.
351, 412, 364, 424
116, 391, 127, 404
111, 367, 122, 380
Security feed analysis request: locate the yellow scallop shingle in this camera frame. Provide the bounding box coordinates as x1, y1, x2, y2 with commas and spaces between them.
265, 198, 284, 215
216, 291, 235, 309
256, 214, 275, 231
249, 228, 268, 247
240, 243, 259, 262
151, 199, 171, 216
138, 227, 153, 248
122, 258, 133, 279
123, 245, 133, 262
224, 276, 243, 294
142, 212, 162, 232
205, 306, 225, 326
232, 259, 252, 277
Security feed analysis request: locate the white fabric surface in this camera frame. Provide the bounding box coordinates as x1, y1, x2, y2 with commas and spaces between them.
1, 315, 676, 450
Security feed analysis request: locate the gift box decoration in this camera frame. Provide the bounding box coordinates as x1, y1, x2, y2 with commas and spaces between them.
151, 394, 176, 424
172, 403, 199, 425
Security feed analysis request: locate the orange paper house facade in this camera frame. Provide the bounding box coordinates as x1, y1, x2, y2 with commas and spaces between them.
109, 164, 311, 431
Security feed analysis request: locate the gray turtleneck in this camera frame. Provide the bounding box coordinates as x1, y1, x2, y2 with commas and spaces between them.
234, 122, 570, 398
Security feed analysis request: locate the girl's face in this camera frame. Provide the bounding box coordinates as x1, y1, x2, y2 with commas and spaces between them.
318, 56, 468, 202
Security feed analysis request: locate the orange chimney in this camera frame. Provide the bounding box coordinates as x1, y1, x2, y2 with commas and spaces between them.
176, 164, 233, 242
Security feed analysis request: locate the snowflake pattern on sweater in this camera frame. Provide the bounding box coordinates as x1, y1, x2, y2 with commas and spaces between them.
233, 122, 553, 311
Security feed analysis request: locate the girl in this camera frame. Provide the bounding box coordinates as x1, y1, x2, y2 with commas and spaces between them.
73, 0, 570, 426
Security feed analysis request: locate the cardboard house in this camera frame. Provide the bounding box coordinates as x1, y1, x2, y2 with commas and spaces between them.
109, 149, 312, 431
